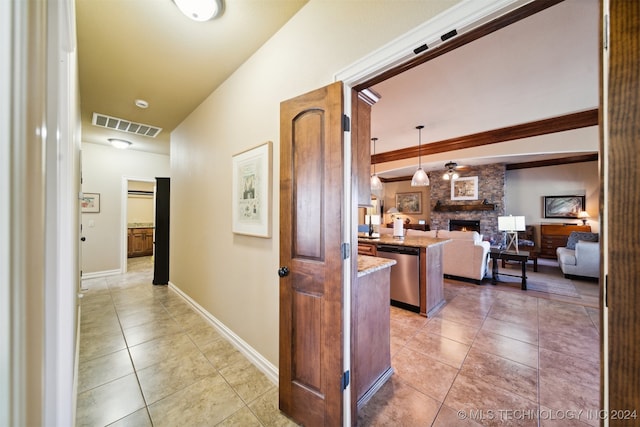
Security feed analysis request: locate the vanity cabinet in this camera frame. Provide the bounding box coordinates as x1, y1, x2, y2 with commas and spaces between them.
128, 227, 154, 258
540, 224, 591, 259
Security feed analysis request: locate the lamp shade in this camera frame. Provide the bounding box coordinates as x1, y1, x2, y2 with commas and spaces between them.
411, 168, 430, 186
370, 174, 383, 191
497, 215, 526, 232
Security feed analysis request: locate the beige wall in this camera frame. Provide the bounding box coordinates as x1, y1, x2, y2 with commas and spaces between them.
81, 142, 170, 273
505, 161, 600, 237
381, 181, 431, 226
170, 0, 461, 366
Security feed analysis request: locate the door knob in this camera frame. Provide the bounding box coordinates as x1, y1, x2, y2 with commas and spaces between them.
278, 266, 290, 277
80, 237, 86, 242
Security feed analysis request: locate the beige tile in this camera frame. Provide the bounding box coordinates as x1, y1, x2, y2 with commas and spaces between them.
76, 373, 146, 427
219, 358, 275, 404
487, 300, 539, 328
186, 323, 224, 349
216, 406, 263, 427
116, 305, 174, 330
78, 348, 134, 393
481, 316, 538, 345
539, 328, 599, 362
128, 332, 201, 371
538, 405, 596, 427
172, 309, 212, 331
148, 374, 245, 427
248, 388, 300, 427
424, 317, 480, 345
433, 404, 484, 427
405, 329, 470, 369
357, 377, 440, 426
391, 347, 458, 402
200, 337, 247, 370
472, 329, 538, 368
79, 329, 127, 361
460, 348, 538, 402
444, 373, 538, 427
122, 315, 184, 347
137, 352, 217, 404
434, 304, 486, 328
108, 408, 152, 427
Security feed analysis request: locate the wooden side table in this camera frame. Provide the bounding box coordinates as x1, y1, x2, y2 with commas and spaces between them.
490, 249, 530, 290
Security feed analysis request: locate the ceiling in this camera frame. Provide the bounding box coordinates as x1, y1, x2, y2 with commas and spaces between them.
76, 0, 598, 172
76, 0, 309, 154
369, 0, 599, 178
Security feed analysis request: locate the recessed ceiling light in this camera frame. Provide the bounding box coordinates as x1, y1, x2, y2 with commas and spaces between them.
134, 99, 149, 109
173, 0, 223, 22
108, 138, 132, 149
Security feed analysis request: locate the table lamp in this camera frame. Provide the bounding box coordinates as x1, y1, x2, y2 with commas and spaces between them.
578, 210, 589, 225
498, 215, 526, 252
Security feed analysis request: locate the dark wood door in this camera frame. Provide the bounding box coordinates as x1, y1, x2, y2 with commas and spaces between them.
153, 177, 170, 285
605, 1, 640, 424
279, 81, 344, 426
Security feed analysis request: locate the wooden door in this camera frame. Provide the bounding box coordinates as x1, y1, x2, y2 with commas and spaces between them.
604, 1, 640, 424
153, 177, 170, 285
279, 81, 345, 426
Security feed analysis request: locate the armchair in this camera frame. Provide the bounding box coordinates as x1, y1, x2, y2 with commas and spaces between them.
556, 231, 600, 279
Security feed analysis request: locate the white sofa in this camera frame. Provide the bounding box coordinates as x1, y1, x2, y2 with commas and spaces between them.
403, 229, 490, 283
556, 240, 600, 279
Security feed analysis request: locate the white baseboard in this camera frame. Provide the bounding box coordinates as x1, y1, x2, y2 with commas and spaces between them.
81, 269, 121, 279
168, 281, 279, 385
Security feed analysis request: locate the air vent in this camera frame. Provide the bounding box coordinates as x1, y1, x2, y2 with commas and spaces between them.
92, 113, 162, 138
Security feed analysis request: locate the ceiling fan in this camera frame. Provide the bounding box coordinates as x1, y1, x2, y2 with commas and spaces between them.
442, 161, 467, 180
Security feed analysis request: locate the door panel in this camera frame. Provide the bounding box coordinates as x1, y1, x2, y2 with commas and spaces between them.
280, 81, 344, 426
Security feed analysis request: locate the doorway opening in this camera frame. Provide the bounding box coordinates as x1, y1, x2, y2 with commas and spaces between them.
121, 176, 156, 274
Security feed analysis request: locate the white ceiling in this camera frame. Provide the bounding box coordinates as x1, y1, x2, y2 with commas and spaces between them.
370, 0, 599, 178
76, 0, 599, 170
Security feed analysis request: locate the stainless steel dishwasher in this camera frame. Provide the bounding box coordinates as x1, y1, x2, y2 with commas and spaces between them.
376, 244, 420, 312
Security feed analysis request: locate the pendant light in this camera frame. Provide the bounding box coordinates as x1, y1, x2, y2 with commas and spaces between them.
370, 137, 383, 191
411, 125, 430, 186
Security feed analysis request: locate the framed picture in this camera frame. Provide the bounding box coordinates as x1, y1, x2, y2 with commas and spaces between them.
451, 176, 478, 200
396, 192, 422, 214
544, 195, 585, 218
81, 192, 100, 213
232, 141, 272, 237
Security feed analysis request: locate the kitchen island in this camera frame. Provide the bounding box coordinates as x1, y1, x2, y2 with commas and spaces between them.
353, 255, 395, 411
358, 234, 450, 317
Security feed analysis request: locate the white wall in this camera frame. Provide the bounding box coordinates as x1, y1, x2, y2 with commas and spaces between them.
170, 0, 461, 367
81, 142, 169, 274
505, 161, 600, 239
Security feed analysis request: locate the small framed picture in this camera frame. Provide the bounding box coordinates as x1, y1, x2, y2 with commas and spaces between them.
81, 193, 100, 213
451, 176, 478, 201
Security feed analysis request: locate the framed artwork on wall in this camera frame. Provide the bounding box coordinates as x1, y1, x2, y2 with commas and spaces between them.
396, 192, 422, 214
544, 195, 585, 218
81, 192, 100, 213
451, 176, 478, 200
232, 141, 272, 237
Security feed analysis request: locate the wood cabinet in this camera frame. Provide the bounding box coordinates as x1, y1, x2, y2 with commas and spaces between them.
128, 227, 154, 258
357, 242, 377, 256
352, 90, 373, 207
539, 223, 591, 259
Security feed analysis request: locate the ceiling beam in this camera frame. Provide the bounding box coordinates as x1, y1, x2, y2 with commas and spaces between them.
371, 108, 599, 164
506, 153, 598, 170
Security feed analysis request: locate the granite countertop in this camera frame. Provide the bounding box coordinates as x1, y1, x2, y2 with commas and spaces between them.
358, 234, 451, 249
357, 255, 396, 278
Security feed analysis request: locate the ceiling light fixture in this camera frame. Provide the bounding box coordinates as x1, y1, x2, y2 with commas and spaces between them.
442, 161, 460, 180
173, 0, 223, 22
370, 137, 383, 192
411, 125, 429, 187
134, 99, 149, 109
108, 138, 132, 149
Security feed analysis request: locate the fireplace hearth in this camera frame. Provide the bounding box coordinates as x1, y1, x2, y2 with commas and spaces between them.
449, 219, 480, 232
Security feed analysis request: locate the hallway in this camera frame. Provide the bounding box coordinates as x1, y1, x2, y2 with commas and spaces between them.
77, 257, 600, 426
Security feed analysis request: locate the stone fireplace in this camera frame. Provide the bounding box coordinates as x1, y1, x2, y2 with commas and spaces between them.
449, 219, 481, 232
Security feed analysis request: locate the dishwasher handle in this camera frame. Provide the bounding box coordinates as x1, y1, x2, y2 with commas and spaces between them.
377, 244, 420, 256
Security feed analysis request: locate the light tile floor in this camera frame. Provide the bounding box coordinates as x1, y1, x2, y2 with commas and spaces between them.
77, 257, 600, 426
